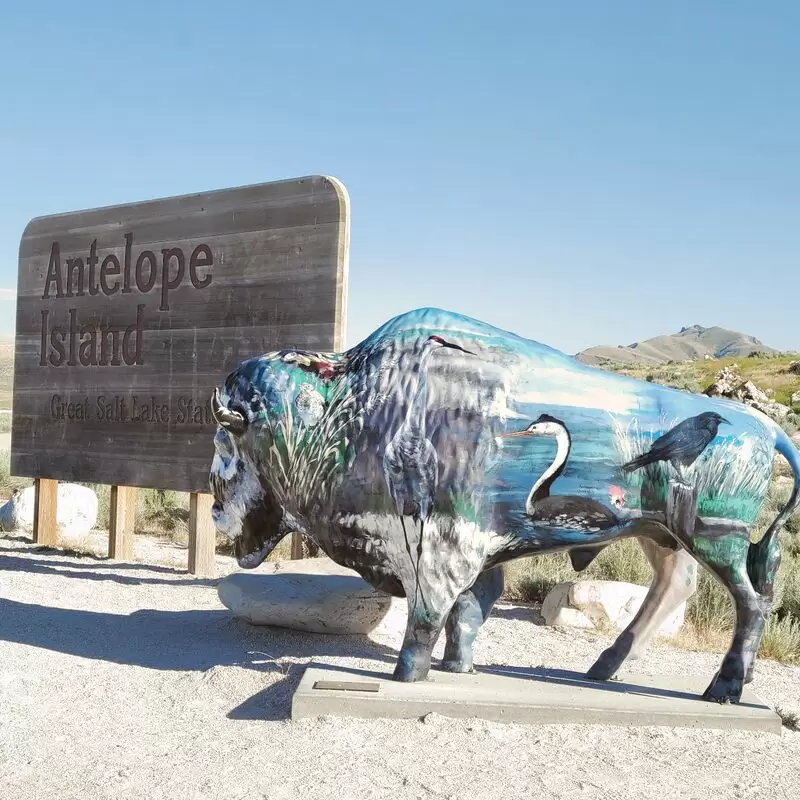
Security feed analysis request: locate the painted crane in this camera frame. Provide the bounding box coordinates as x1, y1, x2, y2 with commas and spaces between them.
383, 334, 475, 611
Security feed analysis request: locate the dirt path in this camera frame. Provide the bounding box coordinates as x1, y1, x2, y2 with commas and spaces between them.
1, 533, 799, 800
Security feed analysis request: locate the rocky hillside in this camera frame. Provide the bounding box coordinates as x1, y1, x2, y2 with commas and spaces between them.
597, 355, 800, 437
577, 324, 777, 366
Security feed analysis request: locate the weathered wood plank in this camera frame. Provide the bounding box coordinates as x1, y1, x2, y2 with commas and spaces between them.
11, 175, 349, 494
33, 478, 59, 547
189, 492, 216, 577
108, 485, 137, 560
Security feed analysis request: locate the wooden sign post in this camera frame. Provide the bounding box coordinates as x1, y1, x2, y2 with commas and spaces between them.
12, 175, 349, 576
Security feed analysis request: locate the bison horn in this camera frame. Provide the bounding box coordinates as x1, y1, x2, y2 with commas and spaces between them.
211, 388, 247, 436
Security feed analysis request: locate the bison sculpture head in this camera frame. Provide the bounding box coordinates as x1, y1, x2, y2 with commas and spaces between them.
207, 351, 350, 569
207, 355, 301, 568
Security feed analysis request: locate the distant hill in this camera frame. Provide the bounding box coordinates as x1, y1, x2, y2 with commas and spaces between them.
576, 324, 779, 366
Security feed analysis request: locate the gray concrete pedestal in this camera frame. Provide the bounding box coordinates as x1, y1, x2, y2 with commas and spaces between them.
291, 663, 782, 733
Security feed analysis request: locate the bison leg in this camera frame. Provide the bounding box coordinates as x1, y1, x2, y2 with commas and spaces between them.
391, 521, 488, 683
393, 612, 445, 682
586, 538, 697, 681
691, 534, 769, 704
438, 565, 505, 674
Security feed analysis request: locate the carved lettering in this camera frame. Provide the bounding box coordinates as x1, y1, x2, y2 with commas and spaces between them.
42, 242, 64, 299
79, 324, 98, 366
122, 305, 145, 365
50, 393, 216, 425
37, 232, 213, 367
65, 257, 85, 298
123, 232, 134, 294
135, 250, 157, 293
50, 395, 90, 421
100, 254, 121, 295
87, 240, 100, 296
189, 245, 213, 289
160, 248, 185, 311
49, 326, 66, 366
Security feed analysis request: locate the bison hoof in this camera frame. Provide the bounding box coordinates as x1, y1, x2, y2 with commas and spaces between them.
392, 667, 424, 682
585, 649, 623, 681
392, 653, 431, 683
703, 674, 744, 704
438, 659, 475, 674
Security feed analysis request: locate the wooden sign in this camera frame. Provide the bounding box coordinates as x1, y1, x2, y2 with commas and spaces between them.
11, 175, 350, 493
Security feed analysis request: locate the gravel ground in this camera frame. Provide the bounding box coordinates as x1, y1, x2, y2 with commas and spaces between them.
1, 532, 799, 800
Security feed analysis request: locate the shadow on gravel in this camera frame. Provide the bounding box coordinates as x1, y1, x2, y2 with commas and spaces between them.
0, 552, 219, 586
227, 664, 312, 721
0, 596, 398, 676
490, 604, 546, 625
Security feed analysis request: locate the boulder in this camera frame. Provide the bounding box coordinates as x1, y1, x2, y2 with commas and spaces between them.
0, 483, 98, 541
540, 583, 594, 630
704, 365, 741, 397
217, 557, 395, 635
791, 391, 800, 408
741, 380, 769, 404
703, 366, 791, 423
541, 580, 686, 637
759, 401, 792, 421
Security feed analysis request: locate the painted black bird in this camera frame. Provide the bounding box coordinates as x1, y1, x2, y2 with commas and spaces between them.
621, 411, 731, 474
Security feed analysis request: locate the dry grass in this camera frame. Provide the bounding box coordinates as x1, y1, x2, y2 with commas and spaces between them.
503, 539, 655, 605
0, 449, 33, 499
776, 706, 800, 731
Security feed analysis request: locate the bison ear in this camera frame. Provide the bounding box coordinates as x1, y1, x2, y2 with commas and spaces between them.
211, 388, 247, 437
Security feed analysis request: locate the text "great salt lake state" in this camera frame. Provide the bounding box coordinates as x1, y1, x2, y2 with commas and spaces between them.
50, 394, 214, 425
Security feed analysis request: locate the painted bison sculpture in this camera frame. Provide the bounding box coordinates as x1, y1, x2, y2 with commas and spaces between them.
208, 308, 800, 703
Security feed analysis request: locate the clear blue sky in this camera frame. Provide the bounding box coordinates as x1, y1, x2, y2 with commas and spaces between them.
1, 1, 798, 354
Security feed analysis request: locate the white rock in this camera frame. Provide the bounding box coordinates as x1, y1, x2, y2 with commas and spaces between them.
217, 557, 395, 635
540, 582, 594, 629
541, 580, 686, 637
0, 483, 98, 542
742, 380, 769, 404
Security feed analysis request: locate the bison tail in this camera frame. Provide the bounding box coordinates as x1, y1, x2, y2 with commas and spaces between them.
747, 426, 800, 596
